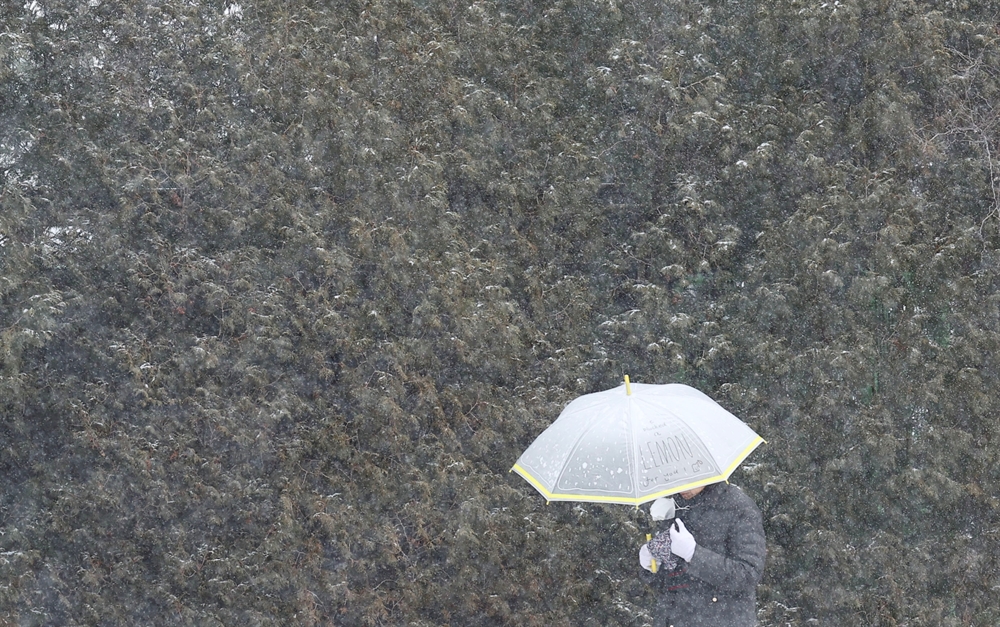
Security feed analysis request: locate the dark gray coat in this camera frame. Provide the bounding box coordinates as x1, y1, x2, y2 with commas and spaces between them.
654, 483, 766, 627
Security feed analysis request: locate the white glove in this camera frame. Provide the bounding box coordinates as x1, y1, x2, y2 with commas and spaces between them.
639, 543, 655, 572
669, 518, 696, 562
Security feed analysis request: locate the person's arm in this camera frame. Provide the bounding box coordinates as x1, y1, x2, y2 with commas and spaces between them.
683, 503, 766, 592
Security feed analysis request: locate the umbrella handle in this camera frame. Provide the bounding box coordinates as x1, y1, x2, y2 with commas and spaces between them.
645, 533, 657, 573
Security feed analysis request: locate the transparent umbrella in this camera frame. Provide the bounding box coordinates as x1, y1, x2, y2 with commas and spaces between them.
512, 378, 764, 505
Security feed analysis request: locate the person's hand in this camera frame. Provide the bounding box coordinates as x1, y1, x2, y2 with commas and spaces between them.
639, 543, 655, 572
670, 518, 696, 562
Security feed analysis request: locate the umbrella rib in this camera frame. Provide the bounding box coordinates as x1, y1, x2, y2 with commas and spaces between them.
625, 388, 637, 500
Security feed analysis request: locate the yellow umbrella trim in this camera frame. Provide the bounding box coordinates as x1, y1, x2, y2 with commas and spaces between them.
511, 436, 764, 505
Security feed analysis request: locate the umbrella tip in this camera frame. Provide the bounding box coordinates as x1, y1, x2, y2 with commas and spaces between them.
624, 375, 632, 395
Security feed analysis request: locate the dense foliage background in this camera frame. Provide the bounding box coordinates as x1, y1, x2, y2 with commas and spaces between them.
3, 0, 1000, 624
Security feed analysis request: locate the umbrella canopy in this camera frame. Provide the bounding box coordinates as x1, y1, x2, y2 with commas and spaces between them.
512, 381, 763, 505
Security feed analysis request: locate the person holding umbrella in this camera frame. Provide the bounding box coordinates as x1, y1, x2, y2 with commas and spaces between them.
640, 485, 766, 627
512, 379, 767, 626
